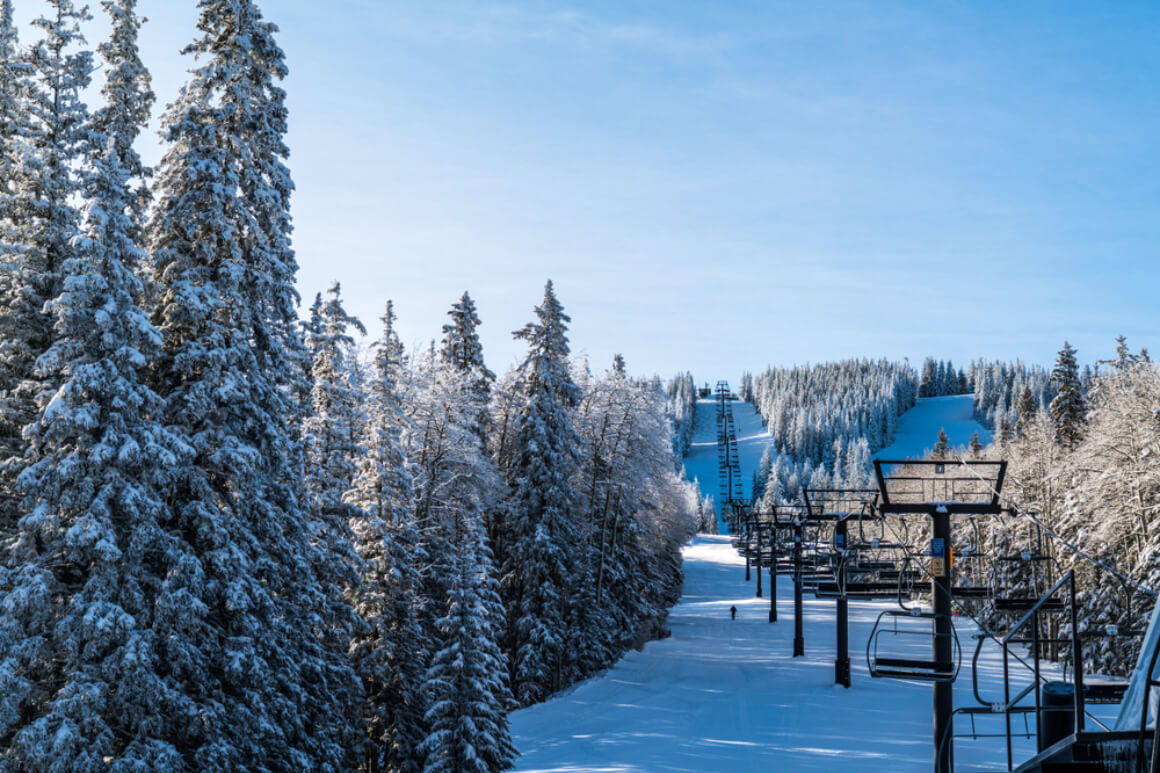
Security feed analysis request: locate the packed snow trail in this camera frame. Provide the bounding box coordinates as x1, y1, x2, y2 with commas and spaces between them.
875, 395, 990, 460
510, 535, 1116, 772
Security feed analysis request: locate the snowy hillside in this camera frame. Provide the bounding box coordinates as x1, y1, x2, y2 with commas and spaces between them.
682, 398, 775, 532
875, 395, 991, 460
510, 535, 1115, 772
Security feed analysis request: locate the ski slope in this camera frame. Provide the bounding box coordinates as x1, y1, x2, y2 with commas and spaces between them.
682, 397, 774, 532
510, 535, 1116, 773
875, 395, 991, 461
512, 394, 1114, 772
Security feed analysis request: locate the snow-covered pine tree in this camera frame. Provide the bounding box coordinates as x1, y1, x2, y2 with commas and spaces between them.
145, 0, 360, 766
302, 281, 365, 656
932, 427, 950, 459
664, 371, 697, 459
1049, 341, 1086, 450
417, 295, 505, 639
412, 359, 516, 772
440, 291, 495, 402
0, 0, 26, 534
90, 0, 152, 231
345, 301, 428, 773
420, 504, 517, 773
501, 280, 583, 705
1014, 385, 1037, 440
753, 446, 773, 502
0, 0, 91, 537
0, 4, 185, 763
919, 358, 937, 397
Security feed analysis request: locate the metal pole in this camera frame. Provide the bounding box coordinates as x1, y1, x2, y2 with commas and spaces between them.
794, 520, 804, 657
744, 516, 751, 582
755, 522, 763, 598
769, 536, 778, 622
1069, 573, 1085, 733
932, 507, 954, 773
836, 517, 851, 687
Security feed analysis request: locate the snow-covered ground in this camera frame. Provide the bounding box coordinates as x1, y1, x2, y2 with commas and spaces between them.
682, 398, 774, 532
875, 395, 991, 461
510, 535, 1116, 773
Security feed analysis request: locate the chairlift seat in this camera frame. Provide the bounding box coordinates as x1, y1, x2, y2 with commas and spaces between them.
952, 586, 993, 599
869, 657, 956, 682
1083, 676, 1129, 704
994, 597, 1065, 612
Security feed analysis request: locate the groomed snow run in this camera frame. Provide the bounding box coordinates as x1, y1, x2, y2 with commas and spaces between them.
510, 535, 1116, 773
875, 395, 991, 461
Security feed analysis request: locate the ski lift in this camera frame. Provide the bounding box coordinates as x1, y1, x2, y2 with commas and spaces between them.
867, 609, 962, 682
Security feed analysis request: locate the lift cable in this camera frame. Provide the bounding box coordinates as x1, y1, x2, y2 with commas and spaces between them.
952, 456, 1157, 600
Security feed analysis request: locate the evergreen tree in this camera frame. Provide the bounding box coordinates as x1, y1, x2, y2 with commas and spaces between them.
969, 431, 983, 458
0, 0, 91, 537
346, 302, 429, 773
918, 358, 936, 397
1014, 385, 1037, 440
1049, 341, 1086, 450
0, 0, 26, 533
440, 291, 494, 398
501, 280, 583, 705
420, 514, 517, 773
302, 282, 365, 655
90, 0, 153, 231
932, 427, 950, 459
996, 415, 1013, 448
0, 4, 184, 762
304, 283, 365, 515
145, 0, 360, 765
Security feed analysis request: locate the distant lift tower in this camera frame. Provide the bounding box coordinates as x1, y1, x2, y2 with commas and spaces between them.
714, 381, 744, 529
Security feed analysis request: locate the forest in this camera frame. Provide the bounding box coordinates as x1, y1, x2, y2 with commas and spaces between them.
0, 1, 695, 770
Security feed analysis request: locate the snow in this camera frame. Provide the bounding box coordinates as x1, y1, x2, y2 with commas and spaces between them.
875, 395, 990, 461
510, 535, 1118, 772
682, 398, 775, 532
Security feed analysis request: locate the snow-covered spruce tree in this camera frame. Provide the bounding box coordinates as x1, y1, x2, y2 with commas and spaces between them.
440, 291, 495, 406
0, 0, 91, 537
90, 0, 152, 231
145, 0, 360, 766
0, 3, 186, 764
1049, 341, 1086, 450
0, 0, 27, 535
501, 280, 583, 706
413, 359, 516, 773
931, 427, 949, 459
420, 505, 516, 773
968, 431, 983, 458
345, 301, 428, 773
413, 294, 503, 634
1014, 385, 1037, 440
302, 281, 365, 651
664, 371, 697, 460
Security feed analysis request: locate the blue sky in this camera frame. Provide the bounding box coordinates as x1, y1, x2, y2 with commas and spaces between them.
11, 0, 1160, 383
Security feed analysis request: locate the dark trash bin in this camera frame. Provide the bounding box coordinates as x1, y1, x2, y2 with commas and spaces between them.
1038, 681, 1075, 752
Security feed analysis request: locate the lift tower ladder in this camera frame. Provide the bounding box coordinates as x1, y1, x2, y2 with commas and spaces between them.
714, 382, 744, 524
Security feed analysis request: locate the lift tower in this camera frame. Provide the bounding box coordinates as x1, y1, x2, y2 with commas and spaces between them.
872, 459, 1006, 773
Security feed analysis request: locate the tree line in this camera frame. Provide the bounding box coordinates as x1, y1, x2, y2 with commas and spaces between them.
971, 337, 1158, 676
0, 1, 695, 770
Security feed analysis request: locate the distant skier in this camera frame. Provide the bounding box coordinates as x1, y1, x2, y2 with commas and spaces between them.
730, 605, 737, 620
